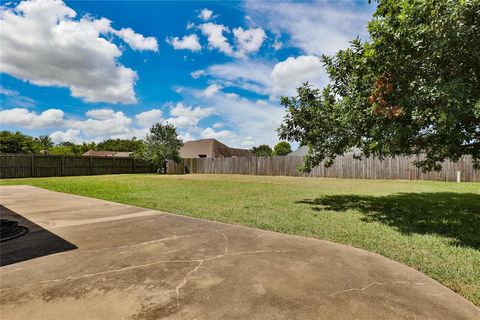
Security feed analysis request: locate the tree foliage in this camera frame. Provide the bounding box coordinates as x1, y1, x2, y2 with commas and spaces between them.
0, 131, 39, 154
50, 145, 77, 155
35, 135, 53, 153
134, 123, 183, 173
251, 144, 273, 157
272, 141, 292, 156
279, 0, 480, 171
97, 138, 143, 152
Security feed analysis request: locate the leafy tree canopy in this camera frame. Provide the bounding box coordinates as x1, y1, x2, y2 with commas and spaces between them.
50, 145, 77, 155
251, 144, 273, 157
97, 138, 144, 152
272, 141, 292, 156
35, 135, 53, 153
279, 0, 480, 171
134, 123, 183, 173
0, 131, 40, 154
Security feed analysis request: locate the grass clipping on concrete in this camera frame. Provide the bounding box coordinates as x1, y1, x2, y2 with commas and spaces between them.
2, 174, 479, 306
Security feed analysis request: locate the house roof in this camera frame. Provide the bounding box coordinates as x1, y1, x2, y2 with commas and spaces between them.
288, 146, 309, 157
179, 139, 252, 158
82, 150, 133, 158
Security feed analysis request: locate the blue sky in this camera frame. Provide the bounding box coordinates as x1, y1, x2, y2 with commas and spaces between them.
0, 0, 375, 148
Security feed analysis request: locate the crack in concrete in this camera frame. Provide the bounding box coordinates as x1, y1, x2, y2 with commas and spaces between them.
328, 281, 426, 296
222, 233, 229, 255
175, 260, 204, 304
78, 227, 233, 254
0, 248, 291, 292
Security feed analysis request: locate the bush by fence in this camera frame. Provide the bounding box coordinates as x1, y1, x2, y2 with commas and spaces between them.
168, 154, 480, 182
0, 154, 155, 178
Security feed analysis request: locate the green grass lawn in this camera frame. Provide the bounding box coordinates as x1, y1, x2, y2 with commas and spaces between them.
1, 174, 479, 305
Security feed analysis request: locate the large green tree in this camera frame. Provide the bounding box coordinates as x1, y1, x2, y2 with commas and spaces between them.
0, 131, 39, 154
272, 141, 292, 156
279, 0, 480, 171
97, 138, 144, 152
35, 135, 54, 154
135, 123, 183, 173
251, 144, 273, 157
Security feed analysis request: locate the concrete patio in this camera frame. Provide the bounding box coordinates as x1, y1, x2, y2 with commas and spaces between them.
0, 185, 478, 319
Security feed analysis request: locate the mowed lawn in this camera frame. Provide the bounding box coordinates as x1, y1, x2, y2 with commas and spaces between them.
1, 174, 479, 305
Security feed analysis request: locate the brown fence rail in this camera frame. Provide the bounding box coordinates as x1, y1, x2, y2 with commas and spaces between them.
0, 154, 155, 179
168, 154, 480, 182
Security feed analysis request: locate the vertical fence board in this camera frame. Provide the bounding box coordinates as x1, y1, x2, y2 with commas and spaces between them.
175, 155, 479, 182
0, 154, 156, 178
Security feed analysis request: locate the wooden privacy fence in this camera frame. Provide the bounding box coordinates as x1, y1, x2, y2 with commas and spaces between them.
168, 154, 480, 182
0, 154, 155, 178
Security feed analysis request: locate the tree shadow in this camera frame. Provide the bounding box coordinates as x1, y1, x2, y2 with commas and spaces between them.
298, 192, 480, 249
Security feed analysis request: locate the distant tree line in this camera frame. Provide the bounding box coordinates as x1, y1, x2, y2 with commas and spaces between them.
251, 141, 292, 157
0, 123, 185, 175
0, 130, 144, 155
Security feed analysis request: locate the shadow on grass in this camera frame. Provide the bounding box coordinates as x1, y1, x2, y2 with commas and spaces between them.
298, 192, 480, 249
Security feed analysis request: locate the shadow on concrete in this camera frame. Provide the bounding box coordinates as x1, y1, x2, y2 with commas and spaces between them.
297, 192, 480, 249
0, 205, 77, 266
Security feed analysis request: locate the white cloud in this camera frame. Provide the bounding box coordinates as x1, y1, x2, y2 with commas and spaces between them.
166, 34, 201, 51
135, 109, 163, 128
245, 0, 373, 56
203, 60, 273, 95
170, 103, 215, 119
0, 105, 211, 143
213, 122, 224, 129
179, 88, 285, 148
179, 131, 195, 142
85, 109, 115, 120
202, 56, 326, 98
114, 28, 159, 51
0, 86, 35, 107
50, 129, 81, 144
270, 55, 326, 96
0, 108, 64, 128
0, 86, 19, 96
199, 22, 233, 55
198, 8, 214, 21
233, 27, 266, 56
201, 84, 222, 97
201, 127, 234, 140
68, 111, 132, 137
166, 103, 215, 129
272, 39, 283, 51
0, 0, 158, 104
191, 70, 205, 79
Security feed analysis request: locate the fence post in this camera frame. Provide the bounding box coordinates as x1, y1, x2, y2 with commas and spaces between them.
31, 155, 35, 177
61, 156, 65, 176
89, 157, 93, 175
133, 158, 136, 174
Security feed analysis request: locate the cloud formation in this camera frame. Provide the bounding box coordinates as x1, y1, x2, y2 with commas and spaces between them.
166, 34, 202, 51
245, 0, 372, 56
0, 0, 158, 104
0, 108, 65, 129
200, 22, 233, 55
233, 27, 266, 56
198, 8, 214, 21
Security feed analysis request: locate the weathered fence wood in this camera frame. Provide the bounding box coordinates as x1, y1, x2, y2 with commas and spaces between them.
2, 153, 478, 181
168, 154, 479, 182
0, 154, 155, 179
